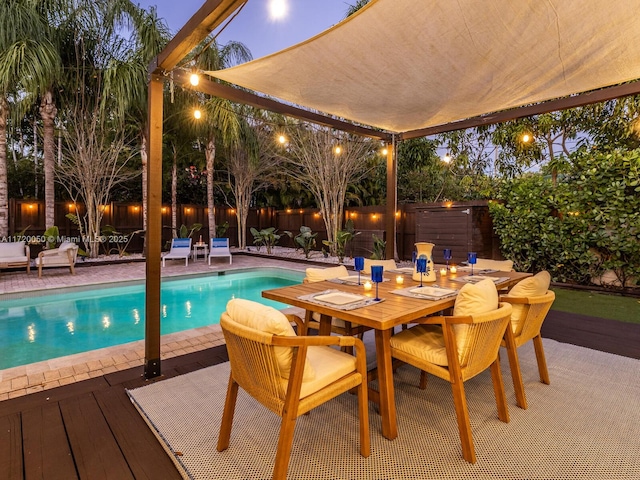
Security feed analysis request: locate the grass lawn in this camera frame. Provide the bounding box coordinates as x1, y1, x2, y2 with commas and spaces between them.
552, 287, 640, 324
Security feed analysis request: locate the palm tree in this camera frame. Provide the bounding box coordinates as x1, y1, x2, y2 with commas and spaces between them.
102, 2, 170, 231
190, 37, 252, 239
0, 0, 61, 236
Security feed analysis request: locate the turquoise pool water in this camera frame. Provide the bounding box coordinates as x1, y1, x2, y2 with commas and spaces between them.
0, 268, 303, 370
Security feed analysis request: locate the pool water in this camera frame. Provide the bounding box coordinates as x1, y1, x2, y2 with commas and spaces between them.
0, 268, 303, 370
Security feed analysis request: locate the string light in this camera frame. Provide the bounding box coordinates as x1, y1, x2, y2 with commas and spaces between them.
442, 153, 452, 163
194, 109, 202, 119
334, 146, 342, 155
277, 134, 287, 144
381, 147, 389, 155
190, 73, 199, 86
522, 133, 532, 143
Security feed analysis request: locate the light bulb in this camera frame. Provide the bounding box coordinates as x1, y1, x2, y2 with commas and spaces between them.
190, 73, 199, 86
194, 109, 202, 119
334, 146, 342, 155
278, 134, 286, 144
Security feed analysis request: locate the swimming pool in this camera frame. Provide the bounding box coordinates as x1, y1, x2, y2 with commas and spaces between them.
0, 268, 304, 370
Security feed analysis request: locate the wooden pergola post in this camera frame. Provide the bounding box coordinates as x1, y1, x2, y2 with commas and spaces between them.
385, 136, 397, 261
144, 73, 164, 378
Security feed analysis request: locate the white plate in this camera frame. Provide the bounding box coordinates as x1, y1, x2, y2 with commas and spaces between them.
409, 286, 457, 297
459, 275, 507, 284
338, 275, 371, 283
389, 267, 414, 274
314, 292, 367, 305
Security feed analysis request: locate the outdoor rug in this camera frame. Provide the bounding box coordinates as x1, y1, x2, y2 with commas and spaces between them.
127, 339, 640, 479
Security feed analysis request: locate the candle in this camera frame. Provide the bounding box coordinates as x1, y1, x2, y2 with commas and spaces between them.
450, 266, 457, 274
364, 281, 373, 291
396, 275, 404, 285
440, 268, 447, 276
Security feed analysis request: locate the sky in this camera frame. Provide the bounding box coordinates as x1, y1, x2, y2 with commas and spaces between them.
134, 0, 355, 60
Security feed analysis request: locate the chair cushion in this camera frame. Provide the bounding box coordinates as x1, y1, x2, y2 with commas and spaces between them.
390, 324, 448, 366
291, 345, 358, 399
226, 299, 315, 381
507, 271, 551, 332
474, 258, 514, 271
362, 259, 397, 274
305, 265, 349, 283
453, 278, 499, 316
452, 278, 499, 363
0, 241, 26, 257
59, 241, 75, 251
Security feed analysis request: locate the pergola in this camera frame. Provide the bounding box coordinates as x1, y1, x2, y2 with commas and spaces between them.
144, 0, 640, 378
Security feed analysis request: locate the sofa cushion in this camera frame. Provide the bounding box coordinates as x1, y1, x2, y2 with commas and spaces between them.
226, 298, 315, 381
0, 241, 26, 258
59, 241, 76, 251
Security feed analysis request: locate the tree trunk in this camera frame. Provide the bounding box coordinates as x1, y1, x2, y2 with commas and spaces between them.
171, 148, 177, 236
206, 138, 216, 238
40, 90, 57, 229
0, 98, 9, 237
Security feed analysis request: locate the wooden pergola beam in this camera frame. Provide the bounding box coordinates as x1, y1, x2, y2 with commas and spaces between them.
173, 70, 391, 140
152, 0, 247, 73
402, 81, 640, 139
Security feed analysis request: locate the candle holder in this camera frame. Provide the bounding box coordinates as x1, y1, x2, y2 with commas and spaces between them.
467, 252, 477, 276
354, 256, 365, 285
371, 265, 384, 301
416, 257, 427, 287
443, 248, 452, 270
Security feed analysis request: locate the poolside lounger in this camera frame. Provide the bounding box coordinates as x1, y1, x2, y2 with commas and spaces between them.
162, 238, 192, 267
208, 237, 232, 265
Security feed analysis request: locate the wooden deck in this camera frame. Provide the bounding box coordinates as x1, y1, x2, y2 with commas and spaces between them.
0, 311, 638, 479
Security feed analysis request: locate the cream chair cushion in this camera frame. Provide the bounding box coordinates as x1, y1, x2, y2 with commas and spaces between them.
452, 278, 499, 364
362, 258, 397, 274
389, 324, 449, 366
474, 258, 514, 271
59, 241, 75, 251
507, 271, 551, 332
226, 299, 315, 381
390, 278, 499, 367
305, 265, 349, 283
282, 345, 358, 399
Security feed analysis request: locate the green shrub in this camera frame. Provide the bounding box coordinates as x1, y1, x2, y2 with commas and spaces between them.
490, 148, 640, 287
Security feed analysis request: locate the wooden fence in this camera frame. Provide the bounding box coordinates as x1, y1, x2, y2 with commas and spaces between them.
8, 199, 501, 262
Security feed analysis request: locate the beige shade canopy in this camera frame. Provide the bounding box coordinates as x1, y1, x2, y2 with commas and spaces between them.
208, 0, 640, 135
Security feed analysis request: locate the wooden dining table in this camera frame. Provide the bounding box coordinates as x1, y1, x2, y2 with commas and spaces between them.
262, 268, 531, 440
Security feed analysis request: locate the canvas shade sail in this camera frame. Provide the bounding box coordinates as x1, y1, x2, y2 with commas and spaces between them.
207, 0, 640, 135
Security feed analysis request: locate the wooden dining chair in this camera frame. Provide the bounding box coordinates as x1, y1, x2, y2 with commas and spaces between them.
303, 266, 370, 340
389, 278, 513, 464
217, 299, 370, 480
498, 271, 555, 409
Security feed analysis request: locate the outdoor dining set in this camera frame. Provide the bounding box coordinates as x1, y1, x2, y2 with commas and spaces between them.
217, 243, 555, 479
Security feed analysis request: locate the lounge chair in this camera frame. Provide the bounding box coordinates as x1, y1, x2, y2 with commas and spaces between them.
217, 299, 369, 479
35, 241, 78, 278
162, 238, 192, 267
208, 237, 232, 265
0, 241, 30, 273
